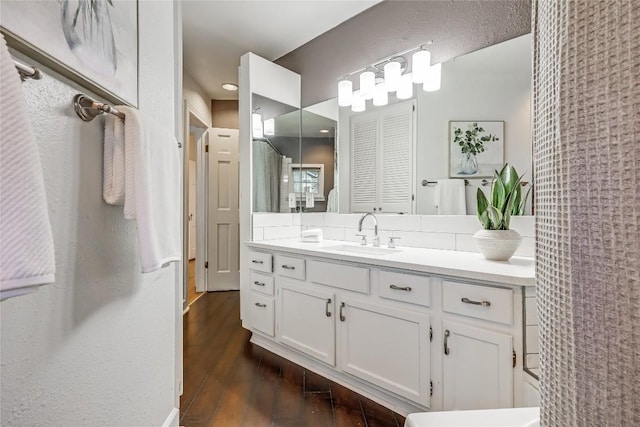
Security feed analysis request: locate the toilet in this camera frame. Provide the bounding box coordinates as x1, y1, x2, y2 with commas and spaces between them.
404, 407, 540, 427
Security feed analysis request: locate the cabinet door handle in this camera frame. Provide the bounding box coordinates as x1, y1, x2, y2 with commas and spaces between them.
339, 302, 346, 322
281, 265, 295, 270
253, 281, 265, 286
254, 302, 267, 308
325, 298, 332, 317
252, 260, 264, 264
461, 297, 491, 307
390, 284, 412, 292
444, 329, 450, 355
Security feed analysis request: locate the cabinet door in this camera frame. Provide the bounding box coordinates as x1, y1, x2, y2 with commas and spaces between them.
442, 320, 513, 410
378, 101, 414, 214
277, 280, 336, 366
338, 298, 431, 406
350, 112, 379, 213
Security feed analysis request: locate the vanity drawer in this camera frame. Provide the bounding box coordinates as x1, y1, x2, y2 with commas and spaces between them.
442, 280, 513, 325
250, 271, 275, 296
276, 255, 306, 281
248, 251, 272, 273
250, 293, 274, 337
379, 271, 430, 306
308, 260, 369, 294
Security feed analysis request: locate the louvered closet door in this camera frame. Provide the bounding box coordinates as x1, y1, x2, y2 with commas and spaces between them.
379, 101, 414, 213
350, 112, 378, 213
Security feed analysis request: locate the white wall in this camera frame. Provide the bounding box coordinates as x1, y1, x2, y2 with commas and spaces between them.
0, 2, 180, 426
183, 70, 212, 126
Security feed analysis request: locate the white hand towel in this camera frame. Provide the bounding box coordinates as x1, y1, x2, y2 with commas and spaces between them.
434, 179, 467, 215
103, 114, 126, 205
0, 34, 55, 300
326, 188, 338, 212
118, 106, 182, 273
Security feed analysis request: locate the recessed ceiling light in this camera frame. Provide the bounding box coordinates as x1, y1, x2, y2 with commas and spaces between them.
319, 129, 330, 134
222, 83, 238, 91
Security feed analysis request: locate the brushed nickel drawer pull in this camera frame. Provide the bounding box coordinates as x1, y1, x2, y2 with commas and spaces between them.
325, 298, 332, 317
254, 302, 267, 308
339, 302, 346, 322
252, 260, 264, 264
253, 281, 265, 287
390, 284, 412, 292
281, 265, 295, 270
444, 329, 451, 355
461, 297, 491, 307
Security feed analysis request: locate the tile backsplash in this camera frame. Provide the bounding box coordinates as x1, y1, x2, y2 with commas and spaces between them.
252, 213, 535, 258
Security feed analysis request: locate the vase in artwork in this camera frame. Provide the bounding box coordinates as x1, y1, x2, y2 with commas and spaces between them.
460, 152, 478, 175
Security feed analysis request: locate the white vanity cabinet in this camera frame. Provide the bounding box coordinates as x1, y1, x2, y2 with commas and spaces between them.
338, 297, 431, 406
248, 251, 275, 337
244, 243, 535, 416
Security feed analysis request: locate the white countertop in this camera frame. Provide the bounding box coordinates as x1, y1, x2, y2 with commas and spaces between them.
247, 239, 536, 287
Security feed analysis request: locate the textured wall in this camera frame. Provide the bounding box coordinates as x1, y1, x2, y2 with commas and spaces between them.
184, 70, 212, 126
0, 2, 179, 426
533, 0, 640, 425
276, 0, 531, 106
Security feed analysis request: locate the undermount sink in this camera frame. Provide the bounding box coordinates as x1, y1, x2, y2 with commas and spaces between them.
324, 244, 402, 256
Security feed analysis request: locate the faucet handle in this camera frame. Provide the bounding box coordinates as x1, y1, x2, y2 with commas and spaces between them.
388, 236, 402, 249
355, 234, 368, 246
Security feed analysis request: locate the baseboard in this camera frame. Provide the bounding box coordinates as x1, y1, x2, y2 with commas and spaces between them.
161, 407, 179, 427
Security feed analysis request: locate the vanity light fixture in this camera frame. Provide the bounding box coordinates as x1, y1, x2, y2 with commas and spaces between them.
338, 78, 353, 106
263, 117, 275, 136
222, 83, 238, 91
373, 82, 389, 106
423, 63, 442, 92
337, 41, 441, 113
351, 91, 366, 112
319, 129, 330, 134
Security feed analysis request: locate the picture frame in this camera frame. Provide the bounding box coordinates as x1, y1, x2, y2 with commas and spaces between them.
0, 0, 139, 107
449, 121, 504, 178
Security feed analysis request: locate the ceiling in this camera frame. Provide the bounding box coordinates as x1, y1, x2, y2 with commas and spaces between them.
182, 1, 381, 101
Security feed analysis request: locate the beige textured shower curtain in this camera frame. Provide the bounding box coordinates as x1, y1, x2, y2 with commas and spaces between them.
533, 0, 639, 425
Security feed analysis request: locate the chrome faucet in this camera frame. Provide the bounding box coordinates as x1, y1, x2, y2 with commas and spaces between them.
358, 212, 380, 247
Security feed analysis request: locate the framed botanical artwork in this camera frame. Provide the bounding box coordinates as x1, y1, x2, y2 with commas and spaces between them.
449, 121, 504, 178
0, 0, 138, 106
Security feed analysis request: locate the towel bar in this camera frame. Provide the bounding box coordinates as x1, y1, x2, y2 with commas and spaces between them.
12, 58, 42, 81
73, 94, 125, 122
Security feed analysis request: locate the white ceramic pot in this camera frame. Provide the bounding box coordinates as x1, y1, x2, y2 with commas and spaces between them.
473, 229, 522, 261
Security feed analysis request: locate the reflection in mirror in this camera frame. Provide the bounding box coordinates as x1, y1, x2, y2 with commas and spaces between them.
299, 109, 336, 212
336, 34, 533, 215
251, 94, 300, 213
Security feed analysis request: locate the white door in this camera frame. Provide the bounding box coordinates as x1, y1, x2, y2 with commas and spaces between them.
277, 279, 335, 366
188, 160, 196, 260
350, 112, 378, 213
442, 320, 513, 410
207, 128, 240, 291
337, 297, 431, 406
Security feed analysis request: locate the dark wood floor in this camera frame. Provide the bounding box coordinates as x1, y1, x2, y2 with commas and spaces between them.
180, 291, 406, 427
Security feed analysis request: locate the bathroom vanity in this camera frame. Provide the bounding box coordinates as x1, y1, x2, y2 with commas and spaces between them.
244, 239, 538, 416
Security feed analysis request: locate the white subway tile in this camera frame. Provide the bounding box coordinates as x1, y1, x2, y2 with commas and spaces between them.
252, 227, 264, 241
421, 215, 481, 234
526, 354, 540, 369
376, 214, 421, 231
293, 214, 301, 226
323, 213, 362, 228
301, 213, 325, 227
322, 227, 345, 241
263, 226, 301, 240
455, 234, 479, 253
514, 237, 535, 258
525, 297, 538, 325
510, 216, 535, 238
392, 231, 456, 250
252, 213, 294, 227
526, 325, 540, 354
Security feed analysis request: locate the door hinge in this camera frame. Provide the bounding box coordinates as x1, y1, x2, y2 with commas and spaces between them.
205, 144, 209, 153
429, 326, 433, 342
205, 261, 208, 269
512, 349, 516, 368
430, 381, 433, 397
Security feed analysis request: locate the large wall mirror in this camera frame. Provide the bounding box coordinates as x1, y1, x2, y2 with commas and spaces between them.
301, 33, 532, 215
251, 94, 300, 213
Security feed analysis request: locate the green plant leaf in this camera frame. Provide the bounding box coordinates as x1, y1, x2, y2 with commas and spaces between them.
492, 175, 506, 209
518, 184, 533, 215
486, 205, 502, 229
477, 188, 488, 216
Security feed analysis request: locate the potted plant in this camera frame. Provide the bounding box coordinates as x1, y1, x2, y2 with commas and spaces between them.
474, 164, 532, 260
452, 122, 499, 175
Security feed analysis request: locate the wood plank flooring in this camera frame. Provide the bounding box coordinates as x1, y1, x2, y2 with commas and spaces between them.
187, 259, 204, 306
181, 291, 406, 427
